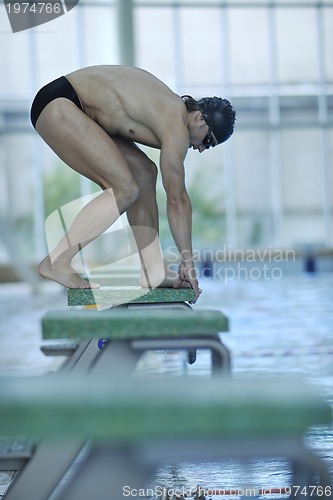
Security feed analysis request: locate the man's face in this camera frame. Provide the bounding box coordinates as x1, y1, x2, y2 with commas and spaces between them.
202, 130, 218, 150
189, 114, 218, 153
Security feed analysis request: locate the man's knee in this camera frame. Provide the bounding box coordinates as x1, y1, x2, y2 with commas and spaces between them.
142, 159, 158, 191
124, 180, 140, 205
112, 179, 140, 206
125, 155, 157, 196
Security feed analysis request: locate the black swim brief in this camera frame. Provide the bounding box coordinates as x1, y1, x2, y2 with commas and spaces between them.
30, 76, 83, 129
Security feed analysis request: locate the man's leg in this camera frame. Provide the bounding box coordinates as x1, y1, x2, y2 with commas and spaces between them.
35, 99, 139, 289
113, 138, 179, 288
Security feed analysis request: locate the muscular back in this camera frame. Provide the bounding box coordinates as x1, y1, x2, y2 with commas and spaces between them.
66, 65, 186, 149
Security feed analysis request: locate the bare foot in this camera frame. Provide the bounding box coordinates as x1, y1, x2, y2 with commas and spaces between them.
139, 268, 190, 289
157, 276, 191, 288
38, 257, 100, 289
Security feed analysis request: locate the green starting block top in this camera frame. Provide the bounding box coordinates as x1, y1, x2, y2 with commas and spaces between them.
42, 308, 229, 340
67, 286, 195, 306
0, 376, 330, 441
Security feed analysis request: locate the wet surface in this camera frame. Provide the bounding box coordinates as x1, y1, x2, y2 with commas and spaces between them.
0, 273, 332, 498
149, 274, 333, 498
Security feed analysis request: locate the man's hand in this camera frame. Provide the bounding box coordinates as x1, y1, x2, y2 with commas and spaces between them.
173, 261, 202, 303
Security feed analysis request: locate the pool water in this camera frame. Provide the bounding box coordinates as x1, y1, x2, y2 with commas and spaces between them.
145, 274, 333, 498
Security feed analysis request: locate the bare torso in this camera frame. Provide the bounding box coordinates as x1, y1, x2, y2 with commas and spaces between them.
65, 65, 187, 149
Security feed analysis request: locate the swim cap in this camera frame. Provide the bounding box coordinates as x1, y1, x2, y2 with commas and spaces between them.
197, 97, 236, 145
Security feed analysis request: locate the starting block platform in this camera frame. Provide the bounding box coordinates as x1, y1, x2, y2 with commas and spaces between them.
67, 285, 195, 307
0, 376, 331, 500
41, 307, 230, 375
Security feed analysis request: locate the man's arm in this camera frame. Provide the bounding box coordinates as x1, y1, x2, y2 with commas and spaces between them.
159, 143, 201, 302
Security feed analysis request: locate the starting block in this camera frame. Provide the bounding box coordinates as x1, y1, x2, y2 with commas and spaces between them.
42, 306, 230, 376
0, 376, 331, 500
41, 286, 230, 376
67, 285, 195, 308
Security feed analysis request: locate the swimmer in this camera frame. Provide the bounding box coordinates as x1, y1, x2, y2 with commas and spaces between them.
31, 66, 236, 301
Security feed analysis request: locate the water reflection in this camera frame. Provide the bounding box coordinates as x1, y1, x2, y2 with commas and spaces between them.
146, 274, 333, 498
